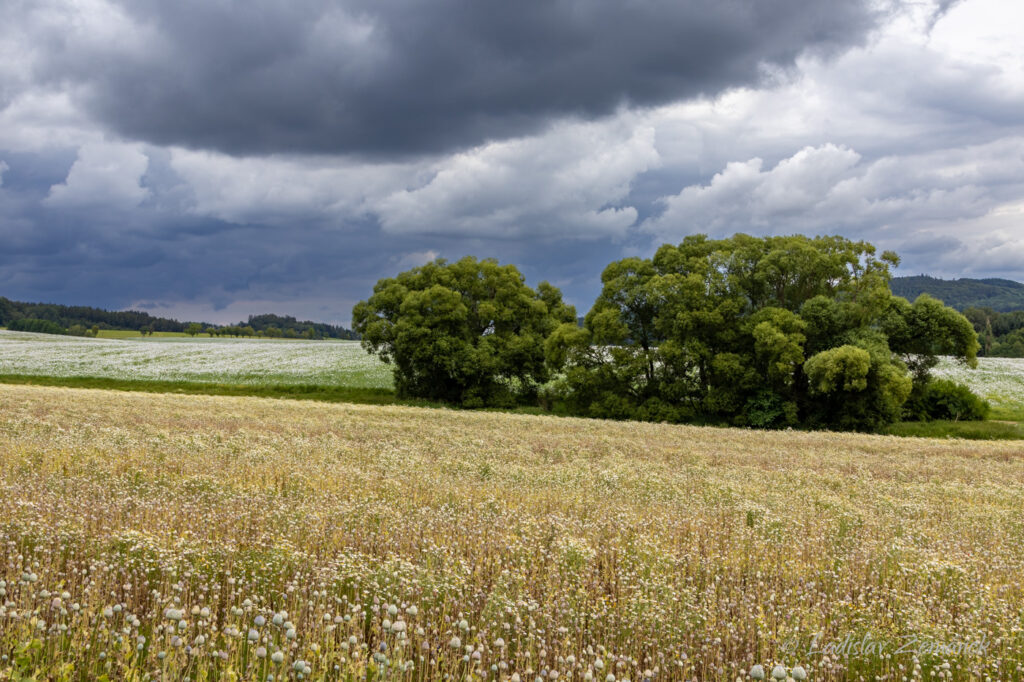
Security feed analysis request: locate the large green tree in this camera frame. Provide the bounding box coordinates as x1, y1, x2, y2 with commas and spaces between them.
546, 234, 979, 431
353, 257, 576, 406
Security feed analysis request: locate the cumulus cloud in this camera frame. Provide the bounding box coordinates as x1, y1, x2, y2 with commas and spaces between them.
635, 0, 1024, 185
0, 90, 96, 153
644, 139, 1024, 243
167, 149, 412, 225
157, 115, 660, 240
46, 142, 150, 209
644, 145, 863, 237
375, 118, 659, 238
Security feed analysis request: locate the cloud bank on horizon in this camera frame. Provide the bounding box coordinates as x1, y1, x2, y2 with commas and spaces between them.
1, 0, 1022, 324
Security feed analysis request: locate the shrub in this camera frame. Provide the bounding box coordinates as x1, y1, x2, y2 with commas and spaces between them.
905, 378, 990, 422
803, 343, 912, 431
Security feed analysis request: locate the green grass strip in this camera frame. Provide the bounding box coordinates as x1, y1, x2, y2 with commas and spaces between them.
884, 419, 1024, 440
0, 374, 440, 408
2, 373, 1022, 440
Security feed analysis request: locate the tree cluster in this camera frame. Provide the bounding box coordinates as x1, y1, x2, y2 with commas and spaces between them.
206, 325, 257, 338
5, 318, 101, 337
6, 318, 70, 335
69, 324, 100, 337
354, 236, 983, 431
243, 314, 356, 340
963, 307, 1024, 358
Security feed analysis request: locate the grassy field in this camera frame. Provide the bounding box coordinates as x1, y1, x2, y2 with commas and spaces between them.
885, 417, 1024, 440
0, 384, 1022, 681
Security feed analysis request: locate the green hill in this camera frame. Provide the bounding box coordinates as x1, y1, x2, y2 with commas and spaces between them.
0, 297, 357, 339
0, 297, 197, 333
891, 275, 1024, 312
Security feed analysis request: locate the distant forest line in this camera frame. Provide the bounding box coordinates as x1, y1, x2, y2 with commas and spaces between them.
0, 297, 357, 340
891, 275, 1024, 311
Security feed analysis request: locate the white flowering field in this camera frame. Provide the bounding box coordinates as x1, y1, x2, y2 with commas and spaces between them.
933, 356, 1024, 408
0, 330, 392, 388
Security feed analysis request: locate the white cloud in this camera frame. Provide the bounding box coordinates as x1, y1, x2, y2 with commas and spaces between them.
46, 141, 150, 209
167, 114, 659, 240
636, 0, 1024, 184
168, 148, 417, 225
0, 90, 97, 153
0, 160, 8, 186
641, 144, 863, 238
375, 117, 659, 238
642, 137, 1024, 285
929, 0, 1024, 83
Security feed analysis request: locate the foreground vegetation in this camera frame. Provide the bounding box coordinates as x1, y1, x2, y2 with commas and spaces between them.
1, 384, 1022, 680
4, 373, 1023, 442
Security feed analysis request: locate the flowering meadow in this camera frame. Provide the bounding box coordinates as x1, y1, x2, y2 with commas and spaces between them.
1, 384, 1022, 681
0, 330, 391, 389
934, 357, 1024, 410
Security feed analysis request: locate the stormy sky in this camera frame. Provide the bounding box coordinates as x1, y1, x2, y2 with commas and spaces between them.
1, 0, 1022, 325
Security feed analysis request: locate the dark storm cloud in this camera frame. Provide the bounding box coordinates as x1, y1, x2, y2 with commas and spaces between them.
0, 203, 381, 320
0, 205, 614, 324
0, 154, 610, 322
37, 0, 889, 157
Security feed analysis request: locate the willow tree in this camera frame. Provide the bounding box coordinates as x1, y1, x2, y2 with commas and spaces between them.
545, 234, 979, 431
353, 257, 575, 406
